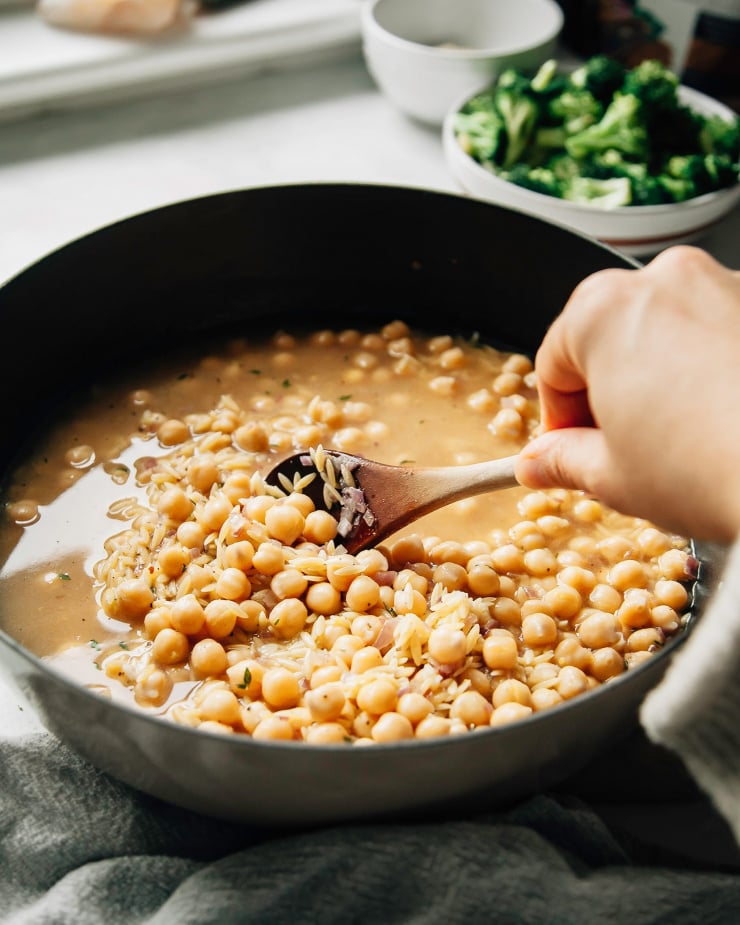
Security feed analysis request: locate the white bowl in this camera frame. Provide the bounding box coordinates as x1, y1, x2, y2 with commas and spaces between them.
360, 0, 564, 126
443, 83, 740, 257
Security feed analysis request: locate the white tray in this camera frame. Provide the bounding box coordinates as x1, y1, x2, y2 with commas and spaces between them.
0, 0, 362, 122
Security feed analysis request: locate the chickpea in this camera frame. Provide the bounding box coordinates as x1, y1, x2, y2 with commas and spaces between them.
433, 562, 468, 592
151, 628, 189, 665
359, 710, 412, 743
187, 455, 219, 492
222, 540, 255, 571
449, 690, 492, 727
144, 608, 171, 639
492, 678, 532, 709
199, 688, 240, 726
590, 647, 625, 682
270, 568, 308, 601
627, 627, 664, 652
158, 543, 190, 579
554, 637, 592, 671
589, 583, 622, 613
226, 658, 263, 698
265, 504, 305, 546
491, 597, 522, 626
543, 584, 582, 619
305, 581, 342, 616
414, 715, 453, 738
114, 578, 154, 619
531, 688, 562, 711
561, 565, 599, 596
491, 544, 525, 574
269, 598, 308, 640
214, 568, 252, 602
158, 487, 194, 523
466, 562, 500, 596
237, 599, 266, 633
261, 667, 301, 709
310, 664, 344, 688
191, 638, 229, 676
331, 634, 365, 666
134, 667, 172, 707
177, 521, 205, 550
490, 702, 533, 726
303, 510, 338, 545
345, 575, 381, 612
203, 599, 240, 639
200, 495, 233, 533
577, 611, 619, 649
305, 723, 350, 744
350, 614, 382, 646
351, 646, 384, 674
428, 626, 467, 664
654, 579, 689, 610
252, 542, 286, 576
356, 677, 398, 715
608, 559, 647, 591
482, 630, 519, 670
658, 548, 693, 582
557, 666, 589, 700
521, 612, 558, 648
397, 692, 433, 725
616, 588, 653, 629
252, 716, 295, 741
305, 682, 346, 722
389, 534, 427, 567
170, 594, 206, 635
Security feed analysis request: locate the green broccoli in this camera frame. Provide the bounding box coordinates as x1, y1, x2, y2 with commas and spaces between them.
548, 89, 604, 134
568, 54, 627, 106
495, 87, 541, 168
656, 174, 697, 202
582, 150, 666, 204
546, 152, 583, 184
663, 153, 739, 197
699, 113, 740, 161
622, 59, 679, 118
454, 108, 505, 165
565, 92, 649, 161
501, 164, 562, 198
563, 176, 633, 207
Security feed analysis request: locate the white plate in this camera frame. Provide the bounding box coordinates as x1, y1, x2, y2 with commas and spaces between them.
443, 83, 740, 257
0, 0, 362, 122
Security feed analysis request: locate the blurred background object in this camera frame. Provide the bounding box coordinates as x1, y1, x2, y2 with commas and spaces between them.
556, 0, 739, 111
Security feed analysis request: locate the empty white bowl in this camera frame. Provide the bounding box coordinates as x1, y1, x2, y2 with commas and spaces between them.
443, 83, 740, 257
360, 0, 564, 126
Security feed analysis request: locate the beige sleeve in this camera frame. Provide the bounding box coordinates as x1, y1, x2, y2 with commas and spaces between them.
641, 537, 740, 844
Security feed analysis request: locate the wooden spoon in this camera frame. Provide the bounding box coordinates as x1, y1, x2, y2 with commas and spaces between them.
262, 446, 519, 554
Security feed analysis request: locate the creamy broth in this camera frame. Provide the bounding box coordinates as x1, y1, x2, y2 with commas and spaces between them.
0, 322, 695, 742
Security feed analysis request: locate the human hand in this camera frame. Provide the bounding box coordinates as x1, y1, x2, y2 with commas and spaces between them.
515, 245, 740, 542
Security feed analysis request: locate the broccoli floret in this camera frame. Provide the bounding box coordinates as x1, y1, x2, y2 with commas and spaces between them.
546, 153, 583, 183
664, 153, 739, 196
656, 174, 697, 202
548, 89, 604, 134
495, 88, 541, 168
501, 164, 562, 198
454, 108, 506, 165
568, 54, 627, 106
582, 150, 666, 204
565, 92, 648, 160
699, 113, 740, 161
563, 176, 633, 208
621, 59, 679, 117
650, 103, 704, 165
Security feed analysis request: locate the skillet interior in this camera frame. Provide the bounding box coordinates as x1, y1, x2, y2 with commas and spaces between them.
0, 183, 720, 826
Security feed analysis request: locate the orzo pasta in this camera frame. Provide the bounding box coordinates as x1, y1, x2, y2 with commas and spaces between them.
0, 321, 696, 743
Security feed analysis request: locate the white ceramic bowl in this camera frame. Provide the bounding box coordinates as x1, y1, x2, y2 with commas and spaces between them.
443, 83, 740, 257
360, 0, 564, 126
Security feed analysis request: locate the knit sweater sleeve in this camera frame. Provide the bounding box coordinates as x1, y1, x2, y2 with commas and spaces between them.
641, 537, 740, 843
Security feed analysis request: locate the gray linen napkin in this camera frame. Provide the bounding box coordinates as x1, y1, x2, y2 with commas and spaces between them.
3, 733, 740, 925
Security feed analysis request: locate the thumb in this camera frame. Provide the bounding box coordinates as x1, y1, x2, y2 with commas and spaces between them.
515, 427, 612, 497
